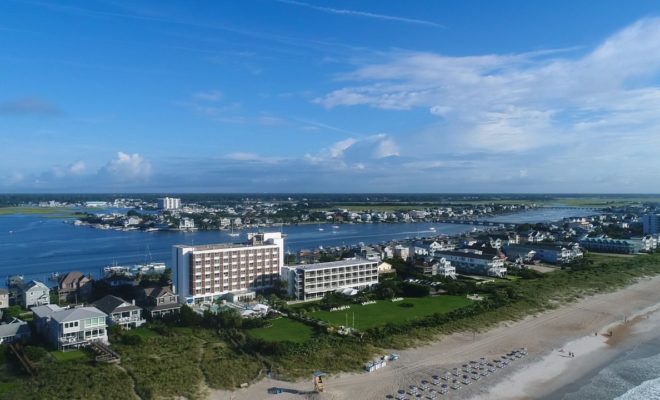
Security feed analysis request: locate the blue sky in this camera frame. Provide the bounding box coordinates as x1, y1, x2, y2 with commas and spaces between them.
2, 0, 660, 193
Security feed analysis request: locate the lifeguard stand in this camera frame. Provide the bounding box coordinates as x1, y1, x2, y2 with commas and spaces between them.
313, 371, 326, 393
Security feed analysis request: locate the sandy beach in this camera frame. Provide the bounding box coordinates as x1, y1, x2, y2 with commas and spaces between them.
211, 275, 660, 400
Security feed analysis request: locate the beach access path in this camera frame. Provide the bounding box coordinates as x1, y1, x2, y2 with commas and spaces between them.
210, 274, 660, 400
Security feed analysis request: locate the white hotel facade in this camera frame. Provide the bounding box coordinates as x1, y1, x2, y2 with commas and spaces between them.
172, 232, 284, 304
281, 258, 379, 301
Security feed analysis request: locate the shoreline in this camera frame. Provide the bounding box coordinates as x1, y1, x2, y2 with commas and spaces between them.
469, 302, 660, 400
211, 275, 660, 400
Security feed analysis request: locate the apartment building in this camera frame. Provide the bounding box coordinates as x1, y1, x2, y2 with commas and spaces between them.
281, 258, 379, 301
172, 232, 284, 304
157, 197, 181, 210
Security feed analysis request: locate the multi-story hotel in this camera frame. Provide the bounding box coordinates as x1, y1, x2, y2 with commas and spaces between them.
172, 232, 284, 304
281, 258, 379, 301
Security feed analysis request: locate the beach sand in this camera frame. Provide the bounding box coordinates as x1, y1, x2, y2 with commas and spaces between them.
210, 275, 660, 400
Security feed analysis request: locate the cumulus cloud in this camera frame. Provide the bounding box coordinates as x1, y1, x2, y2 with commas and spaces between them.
100, 152, 152, 181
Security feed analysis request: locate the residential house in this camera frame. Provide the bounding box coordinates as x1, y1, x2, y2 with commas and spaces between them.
93, 295, 145, 329
136, 286, 180, 318
20, 280, 51, 308
433, 250, 507, 277
414, 258, 456, 279
58, 271, 93, 303
0, 319, 31, 344
503, 243, 583, 265
579, 237, 651, 254
359, 246, 381, 262
0, 289, 8, 310
32, 304, 108, 350
393, 245, 410, 260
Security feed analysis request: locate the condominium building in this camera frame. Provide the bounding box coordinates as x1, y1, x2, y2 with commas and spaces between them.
157, 197, 181, 210
281, 258, 379, 301
172, 232, 284, 304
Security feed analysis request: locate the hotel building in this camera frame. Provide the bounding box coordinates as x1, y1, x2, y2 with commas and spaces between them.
281, 258, 379, 301
172, 232, 284, 304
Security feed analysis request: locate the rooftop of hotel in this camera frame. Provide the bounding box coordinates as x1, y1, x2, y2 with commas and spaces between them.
291, 258, 377, 271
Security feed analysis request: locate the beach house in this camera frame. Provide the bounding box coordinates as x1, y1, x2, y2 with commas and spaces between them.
32, 304, 108, 350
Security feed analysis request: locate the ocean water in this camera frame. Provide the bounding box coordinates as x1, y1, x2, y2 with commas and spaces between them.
555, 335, 660, 400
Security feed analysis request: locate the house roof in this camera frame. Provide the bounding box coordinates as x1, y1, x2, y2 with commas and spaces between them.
31, 304, 63, 319
142, 286, 175, 298
434, 250, 500, 260
0, 319, 30, 338
50, 306, 107, 323
58, 271, 89, 287
93, 295, 141, 314
22, 280, 49, 291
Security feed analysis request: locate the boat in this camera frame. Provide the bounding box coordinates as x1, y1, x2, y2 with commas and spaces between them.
429, 227, 437, 231
49, 272, 60, 282
228, 221, 240, 237
332, 225, 340, 229
317, 223, 324, 231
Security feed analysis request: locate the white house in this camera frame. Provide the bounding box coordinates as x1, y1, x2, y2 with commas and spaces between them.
32, 304, 108, 350
20, 280, 51, 309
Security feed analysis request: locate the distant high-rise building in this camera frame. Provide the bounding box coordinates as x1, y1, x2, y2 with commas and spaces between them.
172, 232, 284, 304
642, 213, 660, 235
157, 197, 181, 210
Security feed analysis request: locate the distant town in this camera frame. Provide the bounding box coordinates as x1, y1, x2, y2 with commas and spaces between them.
1, 194, 660, 398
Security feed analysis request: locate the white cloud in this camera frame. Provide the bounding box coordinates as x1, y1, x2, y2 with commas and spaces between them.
101, 152, 152, 181
193, 90, 222, 102
329, 138, 357, 158
68, 161, 86, 175
315, 17, 660, 159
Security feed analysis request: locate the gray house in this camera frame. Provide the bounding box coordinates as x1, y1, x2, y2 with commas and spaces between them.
93, 295, 145, 329
32, 304, 108, 350
136, 286, 180, 318
0, 318, 31, 344
0, 288, 8, 318
20, 280, 51, 309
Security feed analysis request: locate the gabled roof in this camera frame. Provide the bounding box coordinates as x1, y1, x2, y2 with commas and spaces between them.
31, 304, 63, 319
93, 295, 140, 314
23, 280, 49, 291
50, 306, 106, 323
142, 286, 175, 298
59, 271, 90, 287
0, 319, 30, 338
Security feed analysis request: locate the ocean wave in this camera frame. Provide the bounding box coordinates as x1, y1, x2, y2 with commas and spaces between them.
614, 376, 660, 400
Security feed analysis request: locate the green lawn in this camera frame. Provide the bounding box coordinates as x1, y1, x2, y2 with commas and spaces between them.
308, 296, 472, 330
126, 327, 160, 339
50, 350, 88, 362
247, 318, 314, 343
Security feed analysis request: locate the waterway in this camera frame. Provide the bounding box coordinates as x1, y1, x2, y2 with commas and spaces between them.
0, 207, 599, 283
